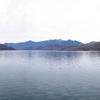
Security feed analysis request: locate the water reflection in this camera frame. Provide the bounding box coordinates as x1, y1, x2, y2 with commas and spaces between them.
0, 51, 100, 100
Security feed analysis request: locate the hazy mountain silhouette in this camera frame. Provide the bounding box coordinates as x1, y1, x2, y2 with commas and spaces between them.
87, 41, 96, 45
5, 39, 83, 50
0, 44, 15, 50
71, 42, 100, 51
5, 40, 100, 51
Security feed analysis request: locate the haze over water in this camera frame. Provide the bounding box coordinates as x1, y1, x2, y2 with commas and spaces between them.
0, 51, 100, 100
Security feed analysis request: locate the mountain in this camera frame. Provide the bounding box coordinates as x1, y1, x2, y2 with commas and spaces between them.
71, 42, 100, 51
5, 40, 100, 51
87, 41, 96, 45
0, 44, 15, 50
5, 41, 35, 50
5, 40, 83, 50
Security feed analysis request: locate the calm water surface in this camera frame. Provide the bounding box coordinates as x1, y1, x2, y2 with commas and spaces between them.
0, 51, 100, 100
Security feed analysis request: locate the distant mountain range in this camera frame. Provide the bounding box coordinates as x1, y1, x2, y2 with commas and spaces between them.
3, 39, 100, 51
72, 42, 100, 51
0, 44, 15, 50
5, 40, 83, 50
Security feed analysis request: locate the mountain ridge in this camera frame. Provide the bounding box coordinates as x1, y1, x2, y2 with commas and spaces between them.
0, 44, 15, 50
71, 42, 100, 51
5, 39, 83, 50
4, 39, 100, 51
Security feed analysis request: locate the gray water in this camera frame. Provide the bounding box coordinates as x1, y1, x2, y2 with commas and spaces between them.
0, 51, 100, 100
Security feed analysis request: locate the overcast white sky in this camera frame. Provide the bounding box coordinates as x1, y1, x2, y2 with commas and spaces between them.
0, 0, 100, 43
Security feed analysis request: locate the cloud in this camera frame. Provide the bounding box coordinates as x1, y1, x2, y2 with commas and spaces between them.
0, 0, 100, 43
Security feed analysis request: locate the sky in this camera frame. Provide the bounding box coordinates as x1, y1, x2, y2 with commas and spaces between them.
0, 0, 100, 43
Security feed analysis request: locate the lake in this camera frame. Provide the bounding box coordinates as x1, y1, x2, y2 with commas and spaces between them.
0, 51, 100, 100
